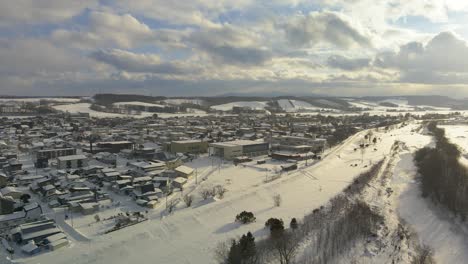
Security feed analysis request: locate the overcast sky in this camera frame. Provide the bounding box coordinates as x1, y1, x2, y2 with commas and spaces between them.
2, 0, 468, 97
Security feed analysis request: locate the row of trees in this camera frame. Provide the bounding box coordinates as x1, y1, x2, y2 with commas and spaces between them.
414, 122, 468, 220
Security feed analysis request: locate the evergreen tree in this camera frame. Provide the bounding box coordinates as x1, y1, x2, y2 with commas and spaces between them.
290, 218, 298, 230
227, 240, 241, 264
239, 232, 256, 261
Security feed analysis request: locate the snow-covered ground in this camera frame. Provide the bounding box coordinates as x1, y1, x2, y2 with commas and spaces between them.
211, 101, 268, 111
277, 99, 327, 112
345, 98, 453, 113
51, 103, 210, 119
392, 123, 468, 264
164, 99, 205, 106
440, 124, 468, 166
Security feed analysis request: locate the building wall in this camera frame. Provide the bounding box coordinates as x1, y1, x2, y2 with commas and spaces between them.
210, 145, 242, 160
57, 158, 88, 169
0, 198, 15, 215
36, 148, 76, 160
270, 136, 326, 151
170, 141, 208, 154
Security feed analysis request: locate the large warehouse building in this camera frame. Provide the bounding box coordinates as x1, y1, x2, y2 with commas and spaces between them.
167, 140, 208, 154
209, 140, 269, 160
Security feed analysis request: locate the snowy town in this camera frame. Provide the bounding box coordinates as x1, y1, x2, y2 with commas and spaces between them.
0, 95, 467, 264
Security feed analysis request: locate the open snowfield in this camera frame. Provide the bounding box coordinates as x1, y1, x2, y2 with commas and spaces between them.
346, 98, 452, 113
440, 124, 468, 166
164, 99, 205, 106
52, 103, 210, 119
7, 124, 419, 264
278, 99, 321, 112
211, 101, 268, 111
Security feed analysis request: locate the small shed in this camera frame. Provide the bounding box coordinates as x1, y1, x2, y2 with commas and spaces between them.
172, 177, 187, 189
146, 200, 158, 209
174, 165, 194, 178
21, 241, 40, 255
48, 238, 69, 251
79, 202, 99, 215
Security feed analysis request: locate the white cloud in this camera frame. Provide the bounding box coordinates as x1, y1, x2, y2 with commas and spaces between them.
113, 0, 252, 27
0, 38, 94, 76
0, 0, 98, 26
52, 11, 161, 49
282, 11, 372, 49
376, 31, 468, 84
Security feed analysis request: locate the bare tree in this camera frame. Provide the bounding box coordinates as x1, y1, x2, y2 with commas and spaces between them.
200, 186, 213, 200
213, 240, 230, 264
215, 185, 227, 199
412, 245, 435, 264
273, 194, 282, 207
183, 194, 193, 207
167, 198, 180, 214
271, 232, 300, 264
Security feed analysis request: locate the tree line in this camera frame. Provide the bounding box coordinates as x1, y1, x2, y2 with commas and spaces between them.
414, 121, 468, 220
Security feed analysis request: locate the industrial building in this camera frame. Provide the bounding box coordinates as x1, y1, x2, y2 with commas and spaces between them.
269, 135, 327, 152
167, 140, 208, 154
209, 140, 269, 160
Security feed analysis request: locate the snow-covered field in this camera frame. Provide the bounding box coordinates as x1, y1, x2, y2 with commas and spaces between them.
346, 98, 452, 113
51, 103, 210, 119
211, 101, 268, 111
277, 99, 325, 112
439, 124, 468, 166
393, 123, 468, 264
164, 99, 205, 106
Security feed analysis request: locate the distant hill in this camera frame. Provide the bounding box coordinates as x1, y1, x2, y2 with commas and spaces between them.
94, 94, 167, 106
90, 93, 468, 112
361, 95, 468, 109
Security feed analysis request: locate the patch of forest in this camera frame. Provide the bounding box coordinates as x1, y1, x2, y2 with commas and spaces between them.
414, 122, 468, 220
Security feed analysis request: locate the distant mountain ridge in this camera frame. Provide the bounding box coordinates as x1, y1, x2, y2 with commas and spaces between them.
2, 94, 466, 110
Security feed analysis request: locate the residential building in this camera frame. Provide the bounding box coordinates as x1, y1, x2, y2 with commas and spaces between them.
57, 154, 87, 169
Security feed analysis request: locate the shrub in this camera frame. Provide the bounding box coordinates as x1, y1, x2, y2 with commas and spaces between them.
265, 218, 284, 235
273, 194, 282, 207
290, 218, 298, 230
235, 211, 256, 224
183, 194, 193, 207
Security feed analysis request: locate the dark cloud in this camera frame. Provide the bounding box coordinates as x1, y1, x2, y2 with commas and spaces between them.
90, 49, 200, 75
283, 11, 371, 48
188, 25, 273, 66
327, 55, 371, 70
